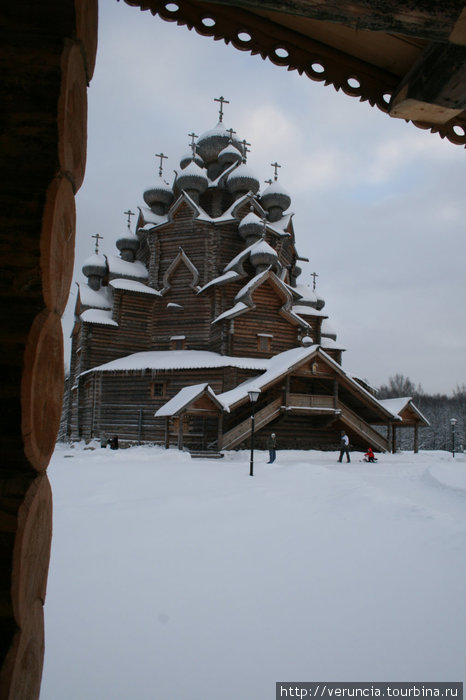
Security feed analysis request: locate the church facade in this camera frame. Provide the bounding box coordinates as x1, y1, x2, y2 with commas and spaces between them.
67, 104, 401, 453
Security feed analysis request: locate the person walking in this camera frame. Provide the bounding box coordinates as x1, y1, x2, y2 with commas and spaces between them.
267, 433, 277, 463
338, 431, 350, 463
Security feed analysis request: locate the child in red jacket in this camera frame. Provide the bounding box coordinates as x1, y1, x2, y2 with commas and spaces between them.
364, 447, 377, 463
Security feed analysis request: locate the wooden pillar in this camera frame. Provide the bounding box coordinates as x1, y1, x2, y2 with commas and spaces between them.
177, 414, 184, 450
217, 413, 224, 450
392, 425, 397, 454
414, 424, 419, 453
164, 417, 169, 449
0, 1, 97, 696
386, 423, 392, 453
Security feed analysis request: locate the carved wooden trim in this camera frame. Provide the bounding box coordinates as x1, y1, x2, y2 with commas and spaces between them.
123, 0, 466, 146
161, 247, 201, 293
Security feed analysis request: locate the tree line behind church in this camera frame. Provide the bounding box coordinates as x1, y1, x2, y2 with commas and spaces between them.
377, 374, 465, 452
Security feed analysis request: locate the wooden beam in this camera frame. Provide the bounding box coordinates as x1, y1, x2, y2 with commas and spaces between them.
199, 0, 465, 43
390, 41, 466, 123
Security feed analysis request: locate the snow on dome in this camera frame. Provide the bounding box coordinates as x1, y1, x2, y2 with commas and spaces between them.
176, 160, 208, 194
260, 179, 291, 214
249, 238, 278, 270
238, 211, 263, 241
226, 163, 260, 195
82, 253, 107, 278
196, 122, 243, 164
218, 143, 242, 166
294, 283, 318, 307
116, 229, 139, 252
143, 176, 174, 210
179, 151, 204, 170
106, 255, 148, 280
321, 319, 337, 340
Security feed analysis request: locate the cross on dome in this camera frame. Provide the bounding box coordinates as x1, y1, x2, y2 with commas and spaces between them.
226, 127, 236, 142
124, 209, 135, 229
155, 152, 168, 177
264, 178, 273, 185
214, 95, 229, 122
188, 132, 198, 158
270, 161, 281, 180
241, 138, 251, 162
91, 232, 103, 254
311, 271, 319, 291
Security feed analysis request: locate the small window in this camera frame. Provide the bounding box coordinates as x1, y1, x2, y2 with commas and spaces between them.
257, 333, 272, 352
151, 382, 166, 398
170, 335, 186, 350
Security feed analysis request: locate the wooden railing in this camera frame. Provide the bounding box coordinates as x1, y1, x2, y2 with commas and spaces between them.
337, 401, 388, 451
220, 398, 282, 450
286, 393, 335, 409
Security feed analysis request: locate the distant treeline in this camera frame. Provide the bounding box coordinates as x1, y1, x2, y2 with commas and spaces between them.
377, 374, 465, 452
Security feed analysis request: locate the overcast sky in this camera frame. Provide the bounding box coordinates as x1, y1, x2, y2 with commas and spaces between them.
66, 1, 466, 394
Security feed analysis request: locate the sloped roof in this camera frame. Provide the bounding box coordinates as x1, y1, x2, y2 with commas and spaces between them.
154, 383, 226, 417
378, 397, 430, 426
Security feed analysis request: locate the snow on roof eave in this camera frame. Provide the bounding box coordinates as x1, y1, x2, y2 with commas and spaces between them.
377, 397, 430, 426
79, 349, 270, 378
265, 212, 294, 238
110, 279, 162, 296
154, 383, 228, 418
212, 301, 250, 324
218, 345, 321, 411
80, 309, 119, 328
197, 270, 244, 294
166, 191, 212, 223
137, 205, 169, 231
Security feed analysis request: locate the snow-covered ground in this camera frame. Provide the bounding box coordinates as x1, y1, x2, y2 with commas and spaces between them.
41, 444, 466, 700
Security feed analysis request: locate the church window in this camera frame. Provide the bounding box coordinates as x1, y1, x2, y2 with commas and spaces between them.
150, 382, 166, 398
257, 333, 272, 352
170, 335, 186, 350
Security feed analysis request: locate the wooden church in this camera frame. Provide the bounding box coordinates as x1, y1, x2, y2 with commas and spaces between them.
66, 99, 412, 454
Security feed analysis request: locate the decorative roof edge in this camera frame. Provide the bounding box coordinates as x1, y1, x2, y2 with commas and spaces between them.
123, 0, 465, 147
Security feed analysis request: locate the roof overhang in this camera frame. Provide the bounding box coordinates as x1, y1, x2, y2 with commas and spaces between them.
124, 0, 466, 147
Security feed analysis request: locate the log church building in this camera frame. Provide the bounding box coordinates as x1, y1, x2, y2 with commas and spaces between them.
66, 99, 426, 454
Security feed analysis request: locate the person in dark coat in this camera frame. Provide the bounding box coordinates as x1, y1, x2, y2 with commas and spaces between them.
338, 431, 350, 463
267, 433, 277, 463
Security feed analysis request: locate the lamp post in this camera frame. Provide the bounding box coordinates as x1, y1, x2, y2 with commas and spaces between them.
450, 418, 457, 458
248, 388, 261, 476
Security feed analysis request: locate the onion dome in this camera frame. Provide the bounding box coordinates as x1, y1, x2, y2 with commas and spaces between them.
315, 293, 325, 311
238, 211, 264, 243
82, 253, 107, 291
321, 319, 336, 340
179, 151, 204, 170
116, 229, 139, 262
250, 238, 278, 273
218, 143, 242, 167
143, 176, 174, 214
196, 122, 243, 164
294, 283, 318, 308
260, 180, 291, 221
301, 335, 313, 346
226, 163, 260, 197
175, 160, 208, 199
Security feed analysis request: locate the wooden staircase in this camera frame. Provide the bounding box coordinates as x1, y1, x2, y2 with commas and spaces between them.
220, 398, 282, 450
337, 401, 388, 451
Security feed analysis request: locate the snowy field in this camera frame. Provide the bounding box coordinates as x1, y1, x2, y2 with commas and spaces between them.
41, 443, 466, 700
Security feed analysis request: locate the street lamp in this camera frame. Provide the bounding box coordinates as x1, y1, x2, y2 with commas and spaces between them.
248, 387, 261, 476
450, 417, 457, 458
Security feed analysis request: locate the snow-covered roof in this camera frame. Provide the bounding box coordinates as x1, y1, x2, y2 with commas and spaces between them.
80, 309, 118, 327
378, 398, 430, 425
213, 301, 249, 324
81, 350, 269, 377
110, 279, 161, 296
138, 205, 168, 230
265, 213, 293, 237
291, 304, 327, 318
78, 284, 112, 310
198, 270, 243, 294
106, 255, 148, 280
217, 346, 320, 409
155, 383, 226, 417
319, 337, 346, 351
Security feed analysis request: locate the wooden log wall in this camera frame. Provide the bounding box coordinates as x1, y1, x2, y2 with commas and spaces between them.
232, 281, 300, 357
0, 1, 97, 696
